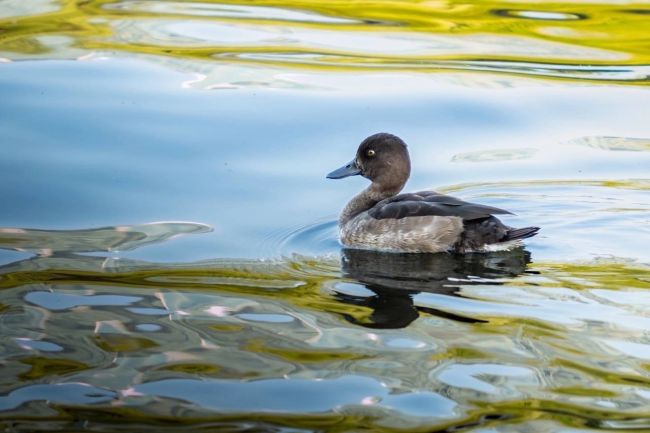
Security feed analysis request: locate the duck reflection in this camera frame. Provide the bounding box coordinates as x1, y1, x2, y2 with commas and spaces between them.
0, 222, 532, 331
336, 248, 533, 329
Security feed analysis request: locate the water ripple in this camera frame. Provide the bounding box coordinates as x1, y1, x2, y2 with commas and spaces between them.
492, 9, 588, 21
1, 0, 650, 430
1, 0, 648, 83
0, 222, 212, 254
0, 242, 649, 430
262, 219, 339, 258
104, 1, 359, 24
0, 383, 116, 411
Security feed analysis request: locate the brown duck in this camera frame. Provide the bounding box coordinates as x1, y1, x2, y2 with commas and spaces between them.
327, 133, 539, 253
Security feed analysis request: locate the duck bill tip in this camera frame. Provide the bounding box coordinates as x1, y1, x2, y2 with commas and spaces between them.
326, 160, 361, 179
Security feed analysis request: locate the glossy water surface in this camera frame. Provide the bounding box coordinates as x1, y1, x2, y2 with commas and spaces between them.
1, 0, 650, 431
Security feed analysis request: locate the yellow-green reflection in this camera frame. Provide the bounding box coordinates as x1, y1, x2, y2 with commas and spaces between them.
1, 250, 650, 430
0, 0, 648, 83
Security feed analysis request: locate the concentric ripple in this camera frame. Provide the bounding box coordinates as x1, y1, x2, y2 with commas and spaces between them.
261, 218, 339, 258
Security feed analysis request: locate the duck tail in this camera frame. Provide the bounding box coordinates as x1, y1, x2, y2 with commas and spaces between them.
505, 226, 540, 241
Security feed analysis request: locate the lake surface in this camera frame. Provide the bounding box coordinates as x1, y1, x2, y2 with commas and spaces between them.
1, 0, 649, 431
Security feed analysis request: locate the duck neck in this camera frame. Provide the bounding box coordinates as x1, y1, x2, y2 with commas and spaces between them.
339, 182, 403, 225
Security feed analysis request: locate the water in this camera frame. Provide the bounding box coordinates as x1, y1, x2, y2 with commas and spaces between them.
1, 0, 649, 431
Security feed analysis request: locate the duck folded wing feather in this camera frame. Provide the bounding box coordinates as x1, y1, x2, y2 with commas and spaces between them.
369, 192, 513, 221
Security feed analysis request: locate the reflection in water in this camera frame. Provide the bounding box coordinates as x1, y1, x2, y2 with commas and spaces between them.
491, 9, 587, 21
567, 136, 650, 152
451, 148, 538, 163
1, 0, 649, 83
0, 222, 212, 254
0, 383, 117, 411
1, 225, 650, 431
1, 0, 650, 429
338, 248, 531, 328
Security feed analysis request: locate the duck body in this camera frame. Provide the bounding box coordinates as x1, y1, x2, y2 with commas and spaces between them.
327, 133, 539, 253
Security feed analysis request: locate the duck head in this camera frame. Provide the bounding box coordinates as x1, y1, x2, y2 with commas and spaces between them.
327, 133, 411, 193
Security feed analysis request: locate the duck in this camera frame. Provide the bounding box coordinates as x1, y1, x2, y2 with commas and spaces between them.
326, 133, 539, 253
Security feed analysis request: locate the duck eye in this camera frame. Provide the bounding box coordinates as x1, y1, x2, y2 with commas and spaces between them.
367, 149, 376, 157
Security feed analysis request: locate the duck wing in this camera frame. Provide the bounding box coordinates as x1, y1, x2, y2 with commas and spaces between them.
369, 191, 513, 221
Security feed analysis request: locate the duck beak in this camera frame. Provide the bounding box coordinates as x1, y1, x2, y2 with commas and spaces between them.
327, 159, 361, 179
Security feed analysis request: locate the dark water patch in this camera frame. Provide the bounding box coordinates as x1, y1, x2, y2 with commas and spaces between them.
491, 9, 587, 21
619, 9, 650, 15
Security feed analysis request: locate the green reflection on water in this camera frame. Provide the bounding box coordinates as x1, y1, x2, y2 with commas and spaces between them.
19, 357, 91, 380
0, 0, 648, 83
1, 0, 650, 429
1, 248, 650, 431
